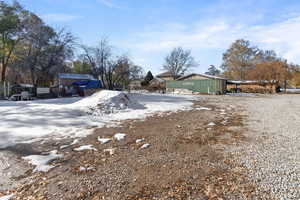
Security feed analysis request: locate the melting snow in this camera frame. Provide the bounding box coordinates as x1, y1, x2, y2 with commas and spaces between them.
0, 194, 14, 200
114, 133, 126, 141
70, 139, 80, 145
22, 150, 63, 172
103, 148, 116, 155
136, 138, 145, 143
60, 145, 69, 149
140, 143, 151, 149
74, 145, 97, 151
0, 90, 196, 148
195, 107, 212, 111
97, 137, 111, 144
208, 122, 216, 126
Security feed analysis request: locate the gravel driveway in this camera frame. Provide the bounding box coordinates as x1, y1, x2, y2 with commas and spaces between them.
2, 94, 300, 199
232, 94, 300, 199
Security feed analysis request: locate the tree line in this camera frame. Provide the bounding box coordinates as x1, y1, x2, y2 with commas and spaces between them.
0, 1, 143, 89
0, 1, 75, 86
161, 40, 300, 88
1, 1, 300, 89
221, 39, 300, 87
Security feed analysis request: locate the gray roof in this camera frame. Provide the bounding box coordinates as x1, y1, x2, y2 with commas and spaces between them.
176, 73, 226, 81
58, 73, 95, 80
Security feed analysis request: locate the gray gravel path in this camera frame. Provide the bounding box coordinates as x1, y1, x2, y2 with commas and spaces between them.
233, 95, 300, 199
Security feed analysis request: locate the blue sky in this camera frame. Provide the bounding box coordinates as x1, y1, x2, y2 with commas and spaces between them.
13, 0, 300, 75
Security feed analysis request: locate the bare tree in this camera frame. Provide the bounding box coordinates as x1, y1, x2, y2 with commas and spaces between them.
81, 37, 112, 88
80, 38, 143, 90
163, 47, 197, 80
222, 39, 259, 80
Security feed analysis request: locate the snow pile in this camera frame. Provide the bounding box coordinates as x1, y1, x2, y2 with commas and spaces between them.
70, 91, 144, 116
22, 150, 63, 172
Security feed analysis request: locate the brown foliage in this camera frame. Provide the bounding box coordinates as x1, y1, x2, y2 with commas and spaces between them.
248, 60, 290, 84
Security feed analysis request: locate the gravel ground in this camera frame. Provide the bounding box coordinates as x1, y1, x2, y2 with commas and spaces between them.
1, 97, 259, 199
2, 94, 299, 199
229, 94, 300, 199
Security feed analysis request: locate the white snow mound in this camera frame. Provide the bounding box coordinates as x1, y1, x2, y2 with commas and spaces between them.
70, 90, 144, 116
22, 150, 63, 172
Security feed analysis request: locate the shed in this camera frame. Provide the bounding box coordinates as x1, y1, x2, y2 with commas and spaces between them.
166, 73, 227, 94
227, 80, 279, 93
54, 73, 99, 97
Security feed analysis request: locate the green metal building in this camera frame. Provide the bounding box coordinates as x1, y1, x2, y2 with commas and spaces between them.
166, 73, 227, 94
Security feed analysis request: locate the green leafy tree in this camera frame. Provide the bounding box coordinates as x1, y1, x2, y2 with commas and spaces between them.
141, 71, 153, 86
0, 1, 24, 82
205, 65, 221, 76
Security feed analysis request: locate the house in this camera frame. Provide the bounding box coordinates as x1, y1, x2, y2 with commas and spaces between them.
166, 73, 227, 94
227, 80, 280, 93
128, 79, 143, 90
156, 71, 176, 81
148, 77, 166, 93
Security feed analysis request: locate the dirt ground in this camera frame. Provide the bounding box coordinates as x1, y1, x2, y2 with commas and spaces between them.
1, 95, 266, 200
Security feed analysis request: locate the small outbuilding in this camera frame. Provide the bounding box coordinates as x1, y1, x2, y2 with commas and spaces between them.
53, 73, 102, 97
166, 73, 227, 94
227, 80, 279, 93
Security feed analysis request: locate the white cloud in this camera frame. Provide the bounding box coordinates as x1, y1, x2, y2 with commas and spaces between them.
96, 0, 120, 8
41, 14, 83, 22
123, 15, 300, 69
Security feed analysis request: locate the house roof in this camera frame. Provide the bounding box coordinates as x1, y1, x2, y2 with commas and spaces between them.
176, 73, 226, 81
150, 77, 165, 83
227, 80, 278, 84
156, 71, 173, 77
58, 73, 95, 80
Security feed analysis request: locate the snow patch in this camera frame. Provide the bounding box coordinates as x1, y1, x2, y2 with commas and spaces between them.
70, 139, 80, 145
97, 137, 111, 144
74, 145, 97, 151
208, 122, 216, 126
140, 143, 151, 149
195, 107, 212, 111
103, 148, 116, 155
22, 150, 63, 172
0, 90, 195, 148
0, 194, 14, 200
114, 133, 126, 141
136, 138, 145, 143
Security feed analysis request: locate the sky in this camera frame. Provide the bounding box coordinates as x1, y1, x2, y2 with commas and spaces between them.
11, 0, 300, 75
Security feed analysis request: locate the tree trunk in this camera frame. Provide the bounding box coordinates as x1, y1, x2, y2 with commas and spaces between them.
1, 64, 6, 82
